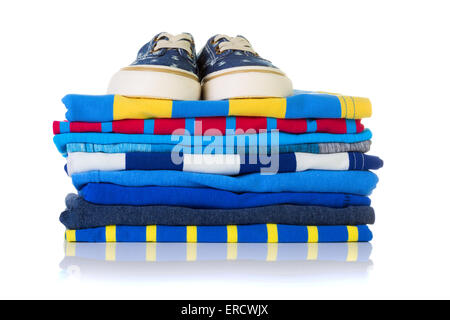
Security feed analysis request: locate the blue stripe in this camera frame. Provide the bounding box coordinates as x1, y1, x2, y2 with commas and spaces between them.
237, 224, 267, 243
185, 118, 195, 136
240, 153, 297, 174
357, 225, 373, 241
278, 153, 297, 172
125, 153, 183, 171
63, 94, 114, 122
226, 117, 236, 134
285, 93, 342, 119
267, 118, 277, 131
346, 119, 357, 133
101, 122, 113, 133
76, 226, 106, 242
349, 152, 365, 170
144, 120, 154, 134
60, 122, 70, 133
197, 226, 227, 243
348, 152, 355, 170
278, 225, 308, 243
172, 100, 229, 118
306, 119, 317, 133
116, 226, 146, 242
318, 226, 348, 242
157, 226, 187, 242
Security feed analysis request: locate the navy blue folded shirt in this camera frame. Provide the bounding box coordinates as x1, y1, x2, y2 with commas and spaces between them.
61, 194, 375, 229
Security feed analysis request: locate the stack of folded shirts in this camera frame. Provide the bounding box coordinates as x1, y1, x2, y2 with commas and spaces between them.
53, 90, 382, 243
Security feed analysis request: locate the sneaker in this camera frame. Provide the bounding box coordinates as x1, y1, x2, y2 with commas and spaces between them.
108, 32, 201, 100
197, 35, 293, 100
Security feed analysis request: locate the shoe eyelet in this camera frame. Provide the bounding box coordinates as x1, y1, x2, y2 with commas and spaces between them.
215, 46, 222, 55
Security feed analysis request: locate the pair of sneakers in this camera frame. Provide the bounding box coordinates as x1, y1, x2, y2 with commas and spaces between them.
108, 32, 293, 101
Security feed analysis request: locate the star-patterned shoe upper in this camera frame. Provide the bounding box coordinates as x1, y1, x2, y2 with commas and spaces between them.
197, 35, 280, 80
131, 32, 198, 76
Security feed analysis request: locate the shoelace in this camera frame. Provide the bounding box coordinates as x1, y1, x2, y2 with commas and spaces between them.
152, 32, 194, 56
213, 35, 257, 55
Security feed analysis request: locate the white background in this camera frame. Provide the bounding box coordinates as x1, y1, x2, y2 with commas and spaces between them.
0, 0, 449, 299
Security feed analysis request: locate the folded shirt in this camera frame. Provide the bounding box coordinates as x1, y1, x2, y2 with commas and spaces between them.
54, 130, 373, 156
62, 241, 373, 262
65, 224, 373, 243
53, 118, 365, 135
66, 140, 372, 155
66, 152, 383, 176
78, 184, 371, 208
72, 170, 379, 195
61, 193, 375, 229
63, 90, 372, 122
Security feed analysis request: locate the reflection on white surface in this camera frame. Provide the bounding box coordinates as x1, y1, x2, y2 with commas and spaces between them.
60, 242, 373, 283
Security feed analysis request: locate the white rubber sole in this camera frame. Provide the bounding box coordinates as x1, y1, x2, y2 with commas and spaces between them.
201, 66, 293, 100
107, 65, 201, 100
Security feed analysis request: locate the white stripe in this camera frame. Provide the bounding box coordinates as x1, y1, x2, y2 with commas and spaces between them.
294, 152, 349, 171
182, 154, 241, 175
67, 152, 126, 176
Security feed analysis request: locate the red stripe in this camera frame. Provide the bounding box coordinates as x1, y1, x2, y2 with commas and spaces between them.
235, 117, 267, 134
355, 119, 364, 132
70, 122, 102, 133
276, 119, 307, 133
53, 121, 60, 134
195, 117, 226, 135
112, 119, 144, 134
316, 119, 346, 134
154, 118, 185, 135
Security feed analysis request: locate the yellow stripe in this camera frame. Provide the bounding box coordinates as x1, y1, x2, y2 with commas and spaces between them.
105, 243, 116, 261
323, 92, 371, 119
344, 96, 354, 119
347, 226, 359, 242
346, 243, 358, 262
306, 243, 319, 260
266, 243, 278, 261
307, 226, 319, 243
352, 96, 372, 118
105, 225, 116, 242
186, 226, 197, 243
229, 98, 286, 118
226, 243, 238, 260
113, 95, 172, 120
186, 243, 197, 261
146, 225, 157, 242
266, 224, 278, 243
146, 243, 157, 261
335, 95, 346, 118
66, 230, 76, 242
65, 242, 76, 257
227, 225, 238, 243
